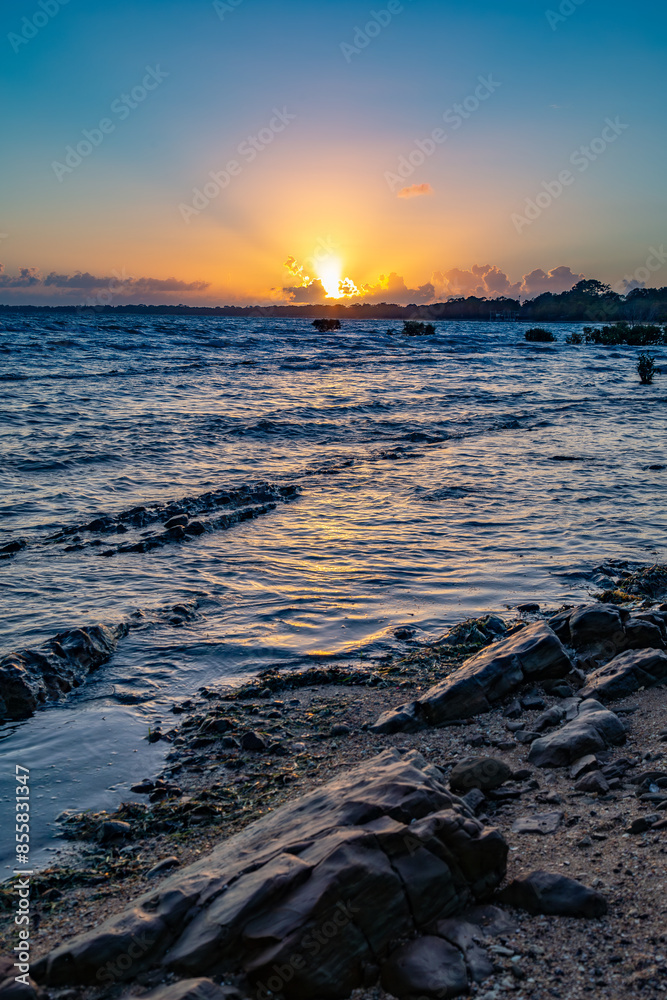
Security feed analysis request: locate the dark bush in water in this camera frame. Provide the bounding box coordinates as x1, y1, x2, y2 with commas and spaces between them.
402, 321, 436, 336
582, 323, 666, 346
312, 319, 341, 332
525, 328, 556, 342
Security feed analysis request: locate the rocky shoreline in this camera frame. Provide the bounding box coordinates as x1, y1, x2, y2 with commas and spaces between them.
2, 591, 667, 1000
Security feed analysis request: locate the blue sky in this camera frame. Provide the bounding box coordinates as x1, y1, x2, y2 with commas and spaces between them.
1, 0, 666, 303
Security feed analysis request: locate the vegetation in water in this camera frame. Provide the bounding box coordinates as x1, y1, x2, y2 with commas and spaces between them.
401, 320, 436, 336
312, 319, 341, 332
638, 353, 657, 384
525, 328, 556, 342
582, 323, 666, 346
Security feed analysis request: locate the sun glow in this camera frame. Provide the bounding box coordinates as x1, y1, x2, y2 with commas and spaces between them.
317, 257, 343, 298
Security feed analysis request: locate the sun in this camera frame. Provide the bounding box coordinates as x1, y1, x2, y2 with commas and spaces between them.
317, 257, 343, 299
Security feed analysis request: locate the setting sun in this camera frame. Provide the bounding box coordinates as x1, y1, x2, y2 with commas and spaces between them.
316, 257, 343, 298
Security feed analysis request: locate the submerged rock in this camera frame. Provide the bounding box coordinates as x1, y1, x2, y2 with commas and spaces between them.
0, 624, 128, 721
372, 622, 572, 733
528, 700, 625, 768
34, 750, 508, 999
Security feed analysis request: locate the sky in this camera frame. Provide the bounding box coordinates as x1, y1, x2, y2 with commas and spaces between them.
1, 0, 666, 305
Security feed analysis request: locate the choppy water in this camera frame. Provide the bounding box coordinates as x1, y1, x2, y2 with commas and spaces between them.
1, 314, 666, 871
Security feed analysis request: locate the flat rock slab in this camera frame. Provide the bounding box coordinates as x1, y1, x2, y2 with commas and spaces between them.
528, 700, 625, 768
499, 872, 608, 918
580, 648, 667, 702
511, 812, 563, 835
34, 750, 508, 1000
372, 623, 572, 734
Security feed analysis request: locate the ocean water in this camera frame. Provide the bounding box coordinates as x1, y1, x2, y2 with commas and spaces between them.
1, 314, 666, 871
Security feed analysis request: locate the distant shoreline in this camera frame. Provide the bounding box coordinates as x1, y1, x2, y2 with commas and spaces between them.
1, 292, 666, 324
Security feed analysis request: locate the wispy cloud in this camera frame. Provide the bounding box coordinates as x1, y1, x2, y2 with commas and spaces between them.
397, 183, 433, 199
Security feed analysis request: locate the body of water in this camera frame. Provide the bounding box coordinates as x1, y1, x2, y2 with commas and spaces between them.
1, 315, 665, 870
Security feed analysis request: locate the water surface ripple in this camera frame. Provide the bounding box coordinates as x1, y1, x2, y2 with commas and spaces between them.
1, 316, 665, 870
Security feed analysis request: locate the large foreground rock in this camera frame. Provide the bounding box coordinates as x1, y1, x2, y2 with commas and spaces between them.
0, 625, 128, 721
528, 700, 625, 767
34, 750, 508, 1000
372, 623, 572, 733
579, 648, 667, 701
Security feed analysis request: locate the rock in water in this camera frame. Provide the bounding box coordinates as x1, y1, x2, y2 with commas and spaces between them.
528, 700, 625, 768
380, 936, 468, 999
579, 648, 667, 701
0, 624, 128, 721
500, 871, 608, 918
372, 622, 572, 733
33, 750, 508, 1000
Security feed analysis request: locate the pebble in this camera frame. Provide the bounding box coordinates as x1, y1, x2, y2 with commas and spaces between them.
574, 771, 611, 795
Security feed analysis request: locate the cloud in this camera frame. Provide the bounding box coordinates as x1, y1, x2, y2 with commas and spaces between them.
283, 279, 327, 303
0, 265, 40, 287
397, 183, 433, 199
620, 277, 644, 293
1, 266, 209, 294
432, 263, 584, 300
520, 265, 584, 297
44, 271, 109, 288
131, 277, 210, 292
361, 272, 435, 304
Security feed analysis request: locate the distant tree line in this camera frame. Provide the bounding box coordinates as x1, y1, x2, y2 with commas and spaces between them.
2, 280, 667, 322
